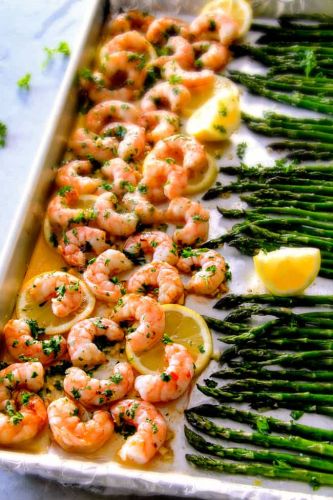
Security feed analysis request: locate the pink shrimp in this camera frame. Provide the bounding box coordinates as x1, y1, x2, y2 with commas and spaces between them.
178, 248, 227, 295
192, 41, 230, 71
47, 397, 114, 453
141, 81, 191, 114
139, 110, 180, 143
146, 17, 190, 44
83, 249, 132, 302
79, 70, 139, 104
101, 52, 147, 93
135, 343, 194, 402
141, 160, 188, 203
100, 31, 152, 64
154, 36, 194, 69
0, 362, 45, 396
122, 190, 164, 225
100, 122, 146, 161
67, 318, 124, 368
94, 192, 138, 237
112, 294, 165, 353
85, 100, 139, 134
110, 399, 167, 464
101, 158, 140, 196
162, 60, 215, 89
47, 187, 81, 228
3, 319, 67, 365
123, 231, 178, 266
127, 261, 184, 304
107, 10, 155, 36
64, 364, 134, 406
29, 271, 83, 318
166, 197, 209, 246
190, 10, 238, 45
69, 128, 118, 163
55, 160, 100, 195
58, 226, 109, 268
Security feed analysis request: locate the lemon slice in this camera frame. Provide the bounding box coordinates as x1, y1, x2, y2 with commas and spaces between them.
126, 304, 212, 376
16, 271, 95, 335
43, 194, 98, 249
186, 77, 240, 142
201, 0, 253, 38
253, 247, 321, 296
184, 154, 218, 195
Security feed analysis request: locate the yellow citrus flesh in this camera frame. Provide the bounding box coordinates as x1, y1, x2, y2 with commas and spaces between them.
253, 247, 321, 296
43, 194, 98, 249
186, 77, 240, 142
126, 304, 213, 376
16, 271, 96, 335
185, 154, 218, 195
201, 0, 253, 37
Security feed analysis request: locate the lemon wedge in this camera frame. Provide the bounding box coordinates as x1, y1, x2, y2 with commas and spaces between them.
16, 271, 95, 335
126, 304, 212, 376
186, 77, 240, 142
253, 247, 321, 296
185, 154, 218, 195
201, 0, 253, 38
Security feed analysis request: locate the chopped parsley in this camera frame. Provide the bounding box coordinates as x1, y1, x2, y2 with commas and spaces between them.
42, 41, 71, 69
0, 122, 7, 148
213, 124, 226, 134
198, 344, 205, 354
17, 73, 31, 90
110, 373, 123, 385
169, 74, 182, 85
162, 334, 173, 345
57, 185, 72, 196
236, 142, 247, 160
160, 372, 171, 382
5, 401, 23, 425
26, 319, 45, 339
42, 336, 63, 357
71, 388, 81, 400
55, 284, 66, 300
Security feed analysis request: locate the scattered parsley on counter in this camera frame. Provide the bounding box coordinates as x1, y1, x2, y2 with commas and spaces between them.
42, 41, 71, 69
17, 72, 31, 90
0, 122, 7, 148
236, 141, 247, 160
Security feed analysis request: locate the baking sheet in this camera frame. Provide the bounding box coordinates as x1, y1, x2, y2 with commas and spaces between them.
0, 0, 333, 498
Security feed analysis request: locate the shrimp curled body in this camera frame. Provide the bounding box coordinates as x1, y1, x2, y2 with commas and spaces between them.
167, 197, 209, 246
110, 399, 167, 464
47, 397, 113, 453
123, 231, 178, 266
101, 158, 140, 197
178, 248, 227, 295
135, 343, 194, 402
56, 160, 100, 195
94, 193, 138, 237
59, 226, 109, 268
141, 82, 191, 114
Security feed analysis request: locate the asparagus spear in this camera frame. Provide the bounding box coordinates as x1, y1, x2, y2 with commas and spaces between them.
214, 294, 333, 309
270, 140, 333, 153
185, 427, 333, 474
211, 367, 333, 381
256, 338, 333, 351
187, 404, 333, 442
225, 378, 333, 394
186, 454, 333, 488
186, 411, 333, 458
202, 315, 248, 334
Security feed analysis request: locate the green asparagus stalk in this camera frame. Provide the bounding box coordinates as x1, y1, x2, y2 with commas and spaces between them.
188, 404, 333, 442
214, 293, 333, 309
211, 367, 333, 381
186, 454, 333, 488
225, 378, 333, 394
186, 410, 333, 458
185, 427, 333, 474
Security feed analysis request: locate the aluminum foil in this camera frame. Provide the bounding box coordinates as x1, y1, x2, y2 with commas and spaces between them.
1, 0, 333, 498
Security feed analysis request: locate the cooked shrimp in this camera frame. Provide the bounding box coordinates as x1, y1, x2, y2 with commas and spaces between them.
59, 226, 109, 268
107, 10, 154, 36
83, 249, 132, 302
122, 191, 164, 225
94, 193, 138, 237
146, 17, 190, 44
0, 391, 47, 445
112, 294, 165, 353
85, 100, 139, 134
67, 317, 124, 368
64, 364, 134, 406
110, 399, 167, 464
192, 41, 229, 71
123, 231, 178, 266
29, 272, 83, 318
101, 158, 140, 196
47, 396, 113, 453
147, 134, 208, 176
154, 36, 194, 69
47, 187, 82, 228
166, 197, 209, 246
141, 81, 191, 114
55, 160, 100, 195
135, 343, 194, 402
139, 110, 180, 143
178, 248, 227, 295
127, 261, 184, 304
163, 60, 215, 89
4, 319, 67, 365
101, 122, 146, 161
69, 128, 118, 163
101, 52, 147, 94
141, 160, 188, 203
190, 10, 238, 45
0, 362, 44, 395
100, 31, 152, 65
79, 70, 138, 104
